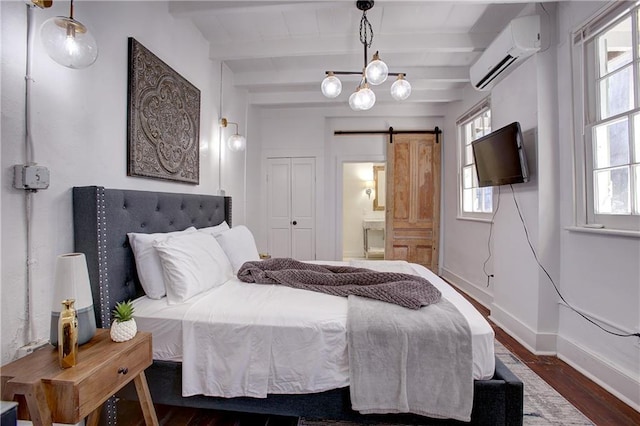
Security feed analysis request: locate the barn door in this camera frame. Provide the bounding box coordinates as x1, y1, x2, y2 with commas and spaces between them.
385, 133, 441, 272
267, 157, 316, 260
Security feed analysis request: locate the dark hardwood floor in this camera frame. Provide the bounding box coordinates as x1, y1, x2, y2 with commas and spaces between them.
119, 289, 640, 425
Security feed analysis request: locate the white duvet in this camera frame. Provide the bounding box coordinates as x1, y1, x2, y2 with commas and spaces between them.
132, 261, 494, 398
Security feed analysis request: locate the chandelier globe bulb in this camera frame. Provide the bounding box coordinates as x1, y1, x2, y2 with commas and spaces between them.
349, 90, 361, 111
390, 74, 411, 101
321, 72, 342, 98
358, 83, 376, 110
365, 51, 388, 86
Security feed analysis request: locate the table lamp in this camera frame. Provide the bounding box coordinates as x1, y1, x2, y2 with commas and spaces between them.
50, 253, 96, 346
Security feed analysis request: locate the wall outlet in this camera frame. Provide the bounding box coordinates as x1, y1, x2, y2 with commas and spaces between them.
16, 339, 50, 358
13, 164, 50, 190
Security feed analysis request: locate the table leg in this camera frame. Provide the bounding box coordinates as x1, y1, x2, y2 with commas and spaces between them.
85, 404, 102, 426
3, 381, 52, 426
133, 371, 159, 426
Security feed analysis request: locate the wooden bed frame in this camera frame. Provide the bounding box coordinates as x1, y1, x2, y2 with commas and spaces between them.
72, 186, 523, 425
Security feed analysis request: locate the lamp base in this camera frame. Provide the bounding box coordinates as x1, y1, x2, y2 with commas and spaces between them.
50, 305, 97, 346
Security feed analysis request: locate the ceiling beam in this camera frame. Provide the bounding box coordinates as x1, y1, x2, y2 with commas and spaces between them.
210, 33, 494, 61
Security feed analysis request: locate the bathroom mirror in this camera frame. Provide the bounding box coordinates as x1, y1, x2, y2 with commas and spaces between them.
373, 164, 385, 211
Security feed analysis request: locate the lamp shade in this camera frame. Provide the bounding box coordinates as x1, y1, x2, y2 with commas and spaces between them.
50, 253, 96, 346
227, 134, 246, 151
40, 16, 98, 69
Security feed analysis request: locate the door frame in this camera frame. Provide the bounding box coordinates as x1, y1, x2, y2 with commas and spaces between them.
335, 154, 386, 261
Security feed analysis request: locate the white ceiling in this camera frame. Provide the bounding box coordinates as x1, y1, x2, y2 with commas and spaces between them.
168, 1, 537, 113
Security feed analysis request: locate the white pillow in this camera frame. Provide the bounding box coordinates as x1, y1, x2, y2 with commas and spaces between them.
198, 221, 230, 236
215, 225, 260, 274
153, 231, 233, 304
127, 227, 196, 299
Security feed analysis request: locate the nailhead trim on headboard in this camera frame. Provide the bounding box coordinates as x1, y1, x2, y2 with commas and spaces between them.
96, 186, 111, 329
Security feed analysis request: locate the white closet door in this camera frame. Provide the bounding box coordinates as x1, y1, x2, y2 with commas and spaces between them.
267, 157, 316, 260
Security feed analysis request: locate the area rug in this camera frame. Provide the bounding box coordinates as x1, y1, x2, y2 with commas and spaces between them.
298, 341, 594, 425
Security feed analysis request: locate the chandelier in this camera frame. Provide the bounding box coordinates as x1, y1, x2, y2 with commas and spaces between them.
321, 0, 411, 111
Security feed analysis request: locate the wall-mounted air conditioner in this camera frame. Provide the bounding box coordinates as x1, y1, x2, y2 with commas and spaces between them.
470, 15, 541, 91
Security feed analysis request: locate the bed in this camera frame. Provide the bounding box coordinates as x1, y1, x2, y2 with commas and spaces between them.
72, 186, 523, 425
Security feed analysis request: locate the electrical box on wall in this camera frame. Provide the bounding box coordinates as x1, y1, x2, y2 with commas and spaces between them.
13, 164, 50, 190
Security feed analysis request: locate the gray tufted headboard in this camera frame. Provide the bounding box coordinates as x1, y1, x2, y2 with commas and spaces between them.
72, 186, 232, 328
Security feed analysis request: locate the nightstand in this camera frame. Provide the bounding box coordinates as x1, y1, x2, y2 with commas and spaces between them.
1, 329, 158, 426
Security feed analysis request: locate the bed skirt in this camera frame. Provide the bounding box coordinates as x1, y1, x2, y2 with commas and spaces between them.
117, 357, 523, 425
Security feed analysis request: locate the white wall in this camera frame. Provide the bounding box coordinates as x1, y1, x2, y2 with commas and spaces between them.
442, 1, 639, 409
247, 110, 443, 261
555, 1, 640, 410
0, 1, 247, 362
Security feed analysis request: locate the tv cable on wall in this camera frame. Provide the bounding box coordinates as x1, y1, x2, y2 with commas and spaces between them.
508, 185, 639, 339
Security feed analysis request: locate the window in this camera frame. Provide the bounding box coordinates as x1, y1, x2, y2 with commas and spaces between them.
573, 3, 640, 232
458, 100, 492, 219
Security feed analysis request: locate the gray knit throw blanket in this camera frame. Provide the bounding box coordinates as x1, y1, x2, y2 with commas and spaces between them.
237, 258, 441, 309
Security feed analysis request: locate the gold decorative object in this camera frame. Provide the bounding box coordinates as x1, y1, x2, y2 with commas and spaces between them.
58, 299, 78, 368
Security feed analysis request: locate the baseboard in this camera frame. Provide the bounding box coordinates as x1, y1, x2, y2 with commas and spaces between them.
342, 251, 364, 259
556, 335, 640, 412
440, 267, 493, 309
490, 302, 557, 355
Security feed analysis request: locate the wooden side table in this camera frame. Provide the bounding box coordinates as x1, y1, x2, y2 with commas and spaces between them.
1, 329, 158, 426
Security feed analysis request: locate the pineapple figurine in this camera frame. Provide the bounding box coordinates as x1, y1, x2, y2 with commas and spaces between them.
110, 300, 137, 342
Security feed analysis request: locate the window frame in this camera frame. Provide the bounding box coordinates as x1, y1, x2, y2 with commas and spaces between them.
457, 99, 493, 220
572, 2, 640, 233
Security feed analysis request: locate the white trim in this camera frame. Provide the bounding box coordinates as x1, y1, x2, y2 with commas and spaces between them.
490, 302, 557, 355
455, 216, 493, 224
565, 225, 640, 238
440, 267, 493, 308
557, 335, 640, 411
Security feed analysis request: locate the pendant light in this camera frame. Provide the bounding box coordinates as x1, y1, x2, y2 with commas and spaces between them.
40, 0, 98, 69
321, 1, 410, 110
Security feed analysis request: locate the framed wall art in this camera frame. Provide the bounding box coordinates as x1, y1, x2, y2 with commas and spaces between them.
127, 37, 200, 184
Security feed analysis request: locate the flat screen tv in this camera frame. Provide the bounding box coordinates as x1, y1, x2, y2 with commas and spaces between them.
472, 121, 529, 187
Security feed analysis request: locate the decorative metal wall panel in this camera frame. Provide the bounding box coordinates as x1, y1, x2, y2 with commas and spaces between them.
127, 38, 200, 184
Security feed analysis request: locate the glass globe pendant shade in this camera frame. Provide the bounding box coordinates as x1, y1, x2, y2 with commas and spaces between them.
349, 91, 361, 111
365, 52, 388, 86
357, 84, 376, 111
40, 16, 98, 69
321, 72, 342, 98
227, 134, 246, 152
390, 74, 411, 101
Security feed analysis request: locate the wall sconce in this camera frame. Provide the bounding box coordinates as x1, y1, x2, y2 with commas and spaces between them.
37, 0, 99, 69
219, 118, 246, 152
364, 180, 375, 199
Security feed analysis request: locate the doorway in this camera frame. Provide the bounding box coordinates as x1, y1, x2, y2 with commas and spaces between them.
342, 162, 386, 260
